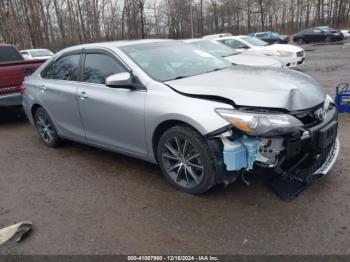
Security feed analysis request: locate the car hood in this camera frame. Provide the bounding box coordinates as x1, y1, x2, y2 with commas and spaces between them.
165, 66, 325, 111
224, 54, 282, 67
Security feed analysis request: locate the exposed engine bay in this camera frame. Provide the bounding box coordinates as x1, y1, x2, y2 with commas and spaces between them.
209, 101, 339, 201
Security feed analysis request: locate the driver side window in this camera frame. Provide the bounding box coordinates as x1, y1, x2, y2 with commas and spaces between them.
83, 53, 127, 84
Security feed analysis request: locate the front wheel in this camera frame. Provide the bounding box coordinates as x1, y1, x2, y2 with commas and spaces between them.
157, 125, 216, 194
325, 36, 332, 42
34, 107, 62, 147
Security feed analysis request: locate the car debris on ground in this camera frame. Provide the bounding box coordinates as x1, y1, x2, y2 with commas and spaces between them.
0, 221, 32, 246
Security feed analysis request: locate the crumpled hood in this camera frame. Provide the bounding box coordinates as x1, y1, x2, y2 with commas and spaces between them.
165, 66, 326, 111
225, 54, 282, 67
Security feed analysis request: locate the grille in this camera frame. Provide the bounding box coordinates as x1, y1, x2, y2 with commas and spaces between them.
296, 51, 304, 57
293, 110, 320, 127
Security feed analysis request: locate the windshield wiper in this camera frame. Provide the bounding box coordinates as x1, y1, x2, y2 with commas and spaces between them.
165, 75, 189, 81
222, 53, 238, 57
206, 67, 225, 73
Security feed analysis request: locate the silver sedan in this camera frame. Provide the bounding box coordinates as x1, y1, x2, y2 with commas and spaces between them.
22, 40, 339, 196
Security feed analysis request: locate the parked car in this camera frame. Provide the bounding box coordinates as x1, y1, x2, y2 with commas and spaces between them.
23, 40, 339, 195
185, 39, 284, 68
208, 35, 305, 68
340, 29, 350, 39
20, 49, 54, 60
293, 27, 344, 44
249, 31, 289, 44
0, 44, 46, 108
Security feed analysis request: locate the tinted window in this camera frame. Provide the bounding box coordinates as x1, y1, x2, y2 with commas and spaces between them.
0, 46, 23, 62
257, 33, 268, 37
41, 54, 80, 81
83, 54, 126, 84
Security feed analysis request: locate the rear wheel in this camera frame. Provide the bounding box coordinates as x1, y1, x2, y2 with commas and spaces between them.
156, 125, 216, 194
34, 107, 61, 147
297, 38, 304, 44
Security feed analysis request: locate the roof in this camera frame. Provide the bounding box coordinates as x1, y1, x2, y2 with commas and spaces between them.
0, 44, 15, 47
70, 39, 171, 49
202, 33, 233, 40
20, 48, 52, 52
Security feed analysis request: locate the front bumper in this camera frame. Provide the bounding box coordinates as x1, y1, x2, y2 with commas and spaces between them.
0, 92, 22, 107
265, 106, 339, 182
280, 55, 305, 68
314, 137, 339, 176
209, 106, 339, 185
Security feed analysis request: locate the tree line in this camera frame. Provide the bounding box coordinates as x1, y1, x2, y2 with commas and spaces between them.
0, 0, 350, 51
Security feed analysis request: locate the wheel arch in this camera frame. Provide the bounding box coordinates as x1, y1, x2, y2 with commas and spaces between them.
31, 103, 42, 118
151, 119, 204, 163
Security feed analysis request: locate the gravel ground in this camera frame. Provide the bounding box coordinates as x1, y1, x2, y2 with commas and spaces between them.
0, 41, 350, 255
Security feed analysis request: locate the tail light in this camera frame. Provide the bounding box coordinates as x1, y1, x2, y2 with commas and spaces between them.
20, 84, 26, 94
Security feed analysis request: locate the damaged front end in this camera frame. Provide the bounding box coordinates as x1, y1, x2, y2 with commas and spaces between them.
208, 96, 339, 200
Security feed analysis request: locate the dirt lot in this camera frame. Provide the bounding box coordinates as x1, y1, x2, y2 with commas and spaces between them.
0, 42, 350, 255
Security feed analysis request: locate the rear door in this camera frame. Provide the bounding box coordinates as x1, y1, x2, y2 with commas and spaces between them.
76, 49, 147, 155
312, 29, 324, 42
39, 50, 86, 140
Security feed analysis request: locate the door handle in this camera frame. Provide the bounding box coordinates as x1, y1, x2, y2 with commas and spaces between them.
79, 91, 88, 100
23, 66, 34, 74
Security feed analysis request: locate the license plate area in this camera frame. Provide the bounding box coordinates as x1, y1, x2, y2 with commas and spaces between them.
318, 121, 338, 149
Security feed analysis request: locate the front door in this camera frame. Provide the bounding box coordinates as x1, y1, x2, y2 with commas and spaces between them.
76, 50, 147, 155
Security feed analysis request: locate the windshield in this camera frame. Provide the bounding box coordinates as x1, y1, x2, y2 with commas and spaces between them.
190, 41, 239, 57
240, 36, 268, 46
120, 41, 231, 82
30, 50, 53, 57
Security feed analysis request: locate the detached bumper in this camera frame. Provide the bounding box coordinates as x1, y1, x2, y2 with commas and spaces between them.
0, 92, 22, 107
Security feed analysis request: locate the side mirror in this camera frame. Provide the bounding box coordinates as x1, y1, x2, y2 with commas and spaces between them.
105, 72, 134, 89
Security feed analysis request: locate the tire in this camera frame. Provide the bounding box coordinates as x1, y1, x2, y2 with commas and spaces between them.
156, 125, 216, 194
296, 38, 304, 45
34, 107, 62, 147
325, 36, 332, 43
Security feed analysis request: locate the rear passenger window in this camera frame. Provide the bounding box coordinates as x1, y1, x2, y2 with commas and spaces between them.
41, 54, 80, 81
83, 54, 126, 84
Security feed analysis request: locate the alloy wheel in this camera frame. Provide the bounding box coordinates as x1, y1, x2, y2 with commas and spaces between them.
161, 136, 204, 188
35, 110, 55, 144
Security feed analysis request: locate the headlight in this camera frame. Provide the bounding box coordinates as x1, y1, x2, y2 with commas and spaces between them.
216, 109, 303, 136
325, 94, 334, 110
276, 50, 294, 57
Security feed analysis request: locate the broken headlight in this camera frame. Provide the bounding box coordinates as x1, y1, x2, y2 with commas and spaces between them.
216, 109, 303, 136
